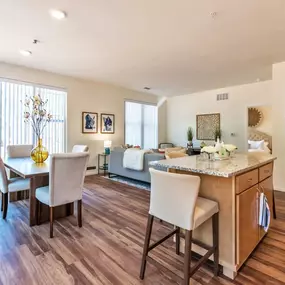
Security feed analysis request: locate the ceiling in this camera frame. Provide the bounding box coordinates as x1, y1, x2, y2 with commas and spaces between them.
1, 1, 285, 97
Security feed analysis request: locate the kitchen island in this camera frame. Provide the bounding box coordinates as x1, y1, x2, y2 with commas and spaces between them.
150, 153, 277, 279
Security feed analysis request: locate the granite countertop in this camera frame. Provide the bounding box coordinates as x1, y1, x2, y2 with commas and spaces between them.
149, 153, 277, 178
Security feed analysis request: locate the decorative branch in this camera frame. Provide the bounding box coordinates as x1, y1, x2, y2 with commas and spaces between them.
22, 94, 52, 140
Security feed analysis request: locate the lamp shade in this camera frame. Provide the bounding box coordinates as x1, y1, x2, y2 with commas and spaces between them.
104, 140, 112, 148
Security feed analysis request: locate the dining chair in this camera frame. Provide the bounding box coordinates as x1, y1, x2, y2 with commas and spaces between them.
35, 152, 89, 238
7, 144, 33, 158
0, 158, 30, 219
72, 145, 89, 153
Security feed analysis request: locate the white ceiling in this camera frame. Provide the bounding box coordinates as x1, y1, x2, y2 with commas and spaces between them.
1, 0, 285, 96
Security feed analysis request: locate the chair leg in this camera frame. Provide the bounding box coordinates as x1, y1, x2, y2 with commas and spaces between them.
273, 190, 277, 219
50, 207, 54, 238
139, 214, 154, 280
1, 193, 3, 212
176, 226, 180, 255
2, 193, 8, 219
212, 213, 219, 276
77, 200, 82, 228
36, 199, 41, 225
184, 230, 192, 285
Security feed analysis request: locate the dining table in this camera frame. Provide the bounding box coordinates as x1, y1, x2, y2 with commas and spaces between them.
4, 157, 74, 226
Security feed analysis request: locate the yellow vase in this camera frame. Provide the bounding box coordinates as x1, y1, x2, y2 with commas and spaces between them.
31, 139, 49, 163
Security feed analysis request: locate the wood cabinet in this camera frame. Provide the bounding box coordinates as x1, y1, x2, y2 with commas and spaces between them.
259, 163, 273, 182
235, 169, 258, 194
236, 185, 259, 265
236, 163, 274, 268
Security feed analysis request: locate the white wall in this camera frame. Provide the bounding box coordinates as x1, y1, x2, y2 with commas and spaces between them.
166, 79, 285, 191
167, 81, 272, 151
272, 62, 285, 192
0, 62, 158, 166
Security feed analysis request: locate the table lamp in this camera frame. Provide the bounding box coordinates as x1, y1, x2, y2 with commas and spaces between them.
104, 140, 112, 155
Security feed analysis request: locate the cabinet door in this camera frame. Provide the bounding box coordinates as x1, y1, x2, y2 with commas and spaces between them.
259, 176, 274, 238
236, 186, 259, 266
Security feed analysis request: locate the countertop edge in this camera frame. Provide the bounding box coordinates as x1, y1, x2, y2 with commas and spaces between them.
150, 157, 277, 178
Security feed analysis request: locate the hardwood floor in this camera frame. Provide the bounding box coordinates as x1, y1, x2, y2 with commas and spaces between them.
0, 175, 285, 284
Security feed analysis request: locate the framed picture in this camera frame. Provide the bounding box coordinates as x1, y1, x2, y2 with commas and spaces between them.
101, 113, 115, 134
82, 112, 98, 133
196, 113, 220, 140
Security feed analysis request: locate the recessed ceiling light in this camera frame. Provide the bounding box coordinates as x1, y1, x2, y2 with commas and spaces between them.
19, 50, 32, 57
50, 9, 67, 20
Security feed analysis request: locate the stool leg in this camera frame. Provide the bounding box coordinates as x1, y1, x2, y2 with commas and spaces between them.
212, 213, 219, 276
36, 199, 41, 225
1, 193, 3, 212
140, 214, 154, 280
78, 200, 82, 228
273, 190, 277, 219
176, 226, 180, 255
2, 193, 8, 219
184, 230, 192, 285
50, 207, 54, 238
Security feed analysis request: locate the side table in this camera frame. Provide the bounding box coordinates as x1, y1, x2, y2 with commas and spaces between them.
98, 153, 109, 176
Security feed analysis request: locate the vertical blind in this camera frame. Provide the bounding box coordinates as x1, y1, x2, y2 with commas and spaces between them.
0, 80, 67, 158
125, 101, 158, 149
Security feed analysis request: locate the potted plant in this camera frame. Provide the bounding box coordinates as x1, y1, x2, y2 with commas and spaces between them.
187, 127, 194, 147
214, 128, 222, 142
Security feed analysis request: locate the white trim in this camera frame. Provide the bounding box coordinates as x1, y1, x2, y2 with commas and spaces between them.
124, 98, 157, 106
0, 77, 67, 92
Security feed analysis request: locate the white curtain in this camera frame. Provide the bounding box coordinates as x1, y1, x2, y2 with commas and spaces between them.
0, 80, 67, 158
125, 101, 157, 149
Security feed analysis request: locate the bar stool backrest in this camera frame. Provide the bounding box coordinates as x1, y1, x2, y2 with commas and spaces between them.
149, 168, 200, 231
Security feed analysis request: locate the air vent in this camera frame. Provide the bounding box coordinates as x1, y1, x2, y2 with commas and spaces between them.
216, 93, 228, 101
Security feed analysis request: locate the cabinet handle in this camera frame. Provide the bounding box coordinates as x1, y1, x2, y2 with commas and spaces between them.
248, 178, 252, 182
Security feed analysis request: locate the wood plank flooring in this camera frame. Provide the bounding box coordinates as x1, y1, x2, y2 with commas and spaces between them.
0, 175, 285, 284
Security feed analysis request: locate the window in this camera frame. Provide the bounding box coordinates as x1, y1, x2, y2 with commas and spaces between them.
0, 79, 67, 157
124, 101, 157, 149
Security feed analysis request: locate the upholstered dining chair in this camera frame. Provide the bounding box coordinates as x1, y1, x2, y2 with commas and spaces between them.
7, 144, 33, 158
0, 158, 30, 219
35, 152, 89, 238
72, 145, 89, 153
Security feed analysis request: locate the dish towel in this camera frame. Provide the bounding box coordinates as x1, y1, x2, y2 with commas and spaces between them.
258, 192, 270, 232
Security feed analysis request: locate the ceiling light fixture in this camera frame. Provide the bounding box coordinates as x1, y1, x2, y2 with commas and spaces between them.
210, 11, 217, 18
19, 50, 32, 57
50, 9, 67, 20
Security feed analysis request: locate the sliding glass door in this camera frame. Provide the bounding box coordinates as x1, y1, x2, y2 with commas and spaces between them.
124, 101, 158, 149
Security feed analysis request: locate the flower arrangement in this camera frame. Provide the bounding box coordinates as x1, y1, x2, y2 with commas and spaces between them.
22, 94, 52, 163
201, 143, 237, 160
23, 95, 52, 140
223, 144, 238, 153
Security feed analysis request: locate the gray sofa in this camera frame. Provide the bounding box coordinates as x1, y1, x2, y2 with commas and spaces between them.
108, 148, 165, 183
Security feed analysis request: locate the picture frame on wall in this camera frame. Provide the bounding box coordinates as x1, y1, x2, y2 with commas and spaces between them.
101, 113, 115, 134
196, 113, 220, 140
82, 112, 98, 133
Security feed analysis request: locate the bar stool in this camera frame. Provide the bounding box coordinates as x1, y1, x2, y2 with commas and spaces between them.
140, 168, 219, 285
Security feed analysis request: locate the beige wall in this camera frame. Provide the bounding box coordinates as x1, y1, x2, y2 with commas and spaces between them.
166, 78, 285, 191
166, 81, 272, 151
0, 62, 158, 166
272, 62, 285, 192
